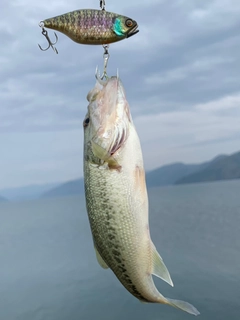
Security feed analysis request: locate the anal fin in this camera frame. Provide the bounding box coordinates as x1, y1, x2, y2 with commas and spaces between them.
151, 244, 174, 287
94, 246, 109, 269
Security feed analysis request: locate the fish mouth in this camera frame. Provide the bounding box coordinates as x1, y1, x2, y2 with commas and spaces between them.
126, 23, 139, 38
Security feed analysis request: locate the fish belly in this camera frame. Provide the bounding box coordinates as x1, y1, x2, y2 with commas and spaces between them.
84, 126, 156, 301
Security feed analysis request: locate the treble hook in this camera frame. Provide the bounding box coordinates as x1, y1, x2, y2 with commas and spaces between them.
100, 0, 106, 11
38, 21, 58, 54
95, 44, 110, 81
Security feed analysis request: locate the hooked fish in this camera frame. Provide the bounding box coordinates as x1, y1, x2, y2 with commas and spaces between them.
83, 75, 200, 316
41, 9, 139, 45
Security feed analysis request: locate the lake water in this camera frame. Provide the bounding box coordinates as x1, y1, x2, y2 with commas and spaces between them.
0, 180, 239, 320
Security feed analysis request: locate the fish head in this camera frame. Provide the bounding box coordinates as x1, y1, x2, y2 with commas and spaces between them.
84, 76, 132, 168
112, 16, 139, 38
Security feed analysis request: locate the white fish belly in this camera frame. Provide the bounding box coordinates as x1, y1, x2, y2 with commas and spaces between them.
84, 127, 159, 301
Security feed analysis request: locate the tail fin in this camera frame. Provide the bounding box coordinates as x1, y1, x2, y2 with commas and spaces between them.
166, 298, 200, 316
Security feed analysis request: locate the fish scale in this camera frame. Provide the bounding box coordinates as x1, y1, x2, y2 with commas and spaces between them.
84, 108, 164, 302
84, 155, 152, 301
83, 77, 200, 316
42, 9, 138, 45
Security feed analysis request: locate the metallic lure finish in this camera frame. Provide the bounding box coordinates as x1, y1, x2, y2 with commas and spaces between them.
83, 76, 200, 316
42, 9, 139, 45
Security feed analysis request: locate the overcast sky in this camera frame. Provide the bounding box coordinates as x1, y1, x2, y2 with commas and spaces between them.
1, 0, 240, 189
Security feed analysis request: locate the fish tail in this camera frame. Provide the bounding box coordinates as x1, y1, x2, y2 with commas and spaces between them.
165, 297, 200, 316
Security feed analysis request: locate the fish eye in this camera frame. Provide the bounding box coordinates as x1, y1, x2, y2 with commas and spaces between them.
83, 117, 90, 127
125, 19, 133, 27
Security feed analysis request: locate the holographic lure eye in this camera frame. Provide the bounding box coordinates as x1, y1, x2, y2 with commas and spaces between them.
125, 19, 133, 27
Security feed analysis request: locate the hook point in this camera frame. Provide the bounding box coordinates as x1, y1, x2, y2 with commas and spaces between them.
38, 24, 59, 54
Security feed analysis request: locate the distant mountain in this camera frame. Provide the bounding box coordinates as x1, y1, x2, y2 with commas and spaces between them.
176, 151, 240, 185
41, 152, 240, 198
40, 154, 225, 198
42, 164, 198, 198
146, 162, 203, 187
0, 183, 60, 201
4, 152, 237, 201
145, 154, 227, 187
0, 195, 7, 202
41, 179, 84, 198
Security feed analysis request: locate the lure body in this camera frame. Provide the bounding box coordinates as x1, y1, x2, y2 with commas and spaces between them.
42, 9, 139, 45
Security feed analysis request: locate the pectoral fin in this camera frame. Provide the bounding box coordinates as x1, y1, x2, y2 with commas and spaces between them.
91, 140, 110, 161
151, 244, 174, 287
91, 141, 121, 170
94, 246, 109, 269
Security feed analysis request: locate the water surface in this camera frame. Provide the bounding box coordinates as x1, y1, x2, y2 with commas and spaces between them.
0, 180, 239, 320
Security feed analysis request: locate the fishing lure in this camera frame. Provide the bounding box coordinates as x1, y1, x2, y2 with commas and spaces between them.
38, 9, 139, 53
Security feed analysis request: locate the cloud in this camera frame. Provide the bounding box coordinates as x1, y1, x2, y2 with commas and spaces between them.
145, 56, 234, 86
0, 0, 240, 188
134, 92, 240, 169
0, 130, 83, 189
195, 93, 240, 112
136, 92, 240, 143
